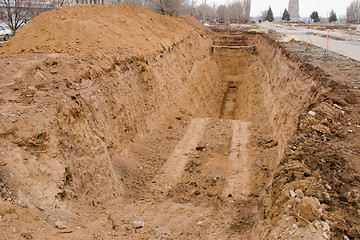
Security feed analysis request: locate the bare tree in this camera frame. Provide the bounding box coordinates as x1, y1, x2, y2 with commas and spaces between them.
148, 0, 251, 21
216, 4, 226, 21
177, 0, 196, 16
1, 0, 29, 32
347, 0, 360, 23
0, 0, 59, 32
214, 0, 251, 23
243, 0, 250, 21
195, 3, 215, 21
150, 0, 184, 16
260, 10, 267, 21
187, 0, 196, 16
230, 2, 243, 22
26, 0, 54, 20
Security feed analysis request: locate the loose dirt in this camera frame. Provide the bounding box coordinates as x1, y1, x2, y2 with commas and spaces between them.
1, 4, 198, 56
0, 5, 359, 240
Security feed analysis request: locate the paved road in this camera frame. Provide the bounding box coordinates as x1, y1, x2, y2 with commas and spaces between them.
261, 24, 360, 62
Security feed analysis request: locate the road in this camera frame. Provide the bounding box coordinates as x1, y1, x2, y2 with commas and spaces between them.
261, 23, 360, 62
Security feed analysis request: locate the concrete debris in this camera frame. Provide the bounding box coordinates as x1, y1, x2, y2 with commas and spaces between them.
132, 220, 145, 229
289, 190, 297, 198
321, 221, 330, 232
55, 221, 67, 229
196, 221, 204, 226
308, 111, 316, 117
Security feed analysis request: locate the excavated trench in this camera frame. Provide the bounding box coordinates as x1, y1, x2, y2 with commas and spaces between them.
140, 32, 321, 238
0, 28, 327, 239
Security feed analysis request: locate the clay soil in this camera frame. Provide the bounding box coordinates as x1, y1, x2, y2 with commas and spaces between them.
0, 5, 359, 240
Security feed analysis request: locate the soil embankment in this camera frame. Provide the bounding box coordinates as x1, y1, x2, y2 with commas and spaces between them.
2, 5, 200, 56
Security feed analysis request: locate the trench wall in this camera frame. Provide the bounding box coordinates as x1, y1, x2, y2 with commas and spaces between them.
248, 35, 326, 165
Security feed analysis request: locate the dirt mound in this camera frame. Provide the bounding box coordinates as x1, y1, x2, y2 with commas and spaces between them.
2, 4, 199, 55
179, 15, 212, 34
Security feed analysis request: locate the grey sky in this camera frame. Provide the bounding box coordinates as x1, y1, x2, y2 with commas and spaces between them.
202, 0, 353, 18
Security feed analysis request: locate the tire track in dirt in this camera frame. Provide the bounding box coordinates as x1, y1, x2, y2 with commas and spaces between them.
152, 118, 209, 192
224, 120, 251, 200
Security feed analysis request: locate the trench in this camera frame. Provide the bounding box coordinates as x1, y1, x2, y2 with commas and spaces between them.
0, 29, 319, 239
140, 32, 315, 238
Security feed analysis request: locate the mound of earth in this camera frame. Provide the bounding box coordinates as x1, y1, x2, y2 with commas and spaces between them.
1, 4, 199, 55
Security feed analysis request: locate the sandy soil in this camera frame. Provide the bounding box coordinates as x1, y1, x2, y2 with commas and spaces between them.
0, 5, 359, 240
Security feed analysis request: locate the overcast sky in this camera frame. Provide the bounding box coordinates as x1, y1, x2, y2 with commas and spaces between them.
203, 0, 353, 18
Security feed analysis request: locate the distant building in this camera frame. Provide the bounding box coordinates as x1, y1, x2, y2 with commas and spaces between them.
288, 0, 299, 21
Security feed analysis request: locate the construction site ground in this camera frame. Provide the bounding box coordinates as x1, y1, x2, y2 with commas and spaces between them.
0, 5, 359, 240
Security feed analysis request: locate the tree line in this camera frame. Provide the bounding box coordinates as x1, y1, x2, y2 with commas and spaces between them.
263, 0, 359, 23
148, 0, 251, 22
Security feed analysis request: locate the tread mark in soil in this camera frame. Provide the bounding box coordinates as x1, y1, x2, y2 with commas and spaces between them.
152, 118, 209, 192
